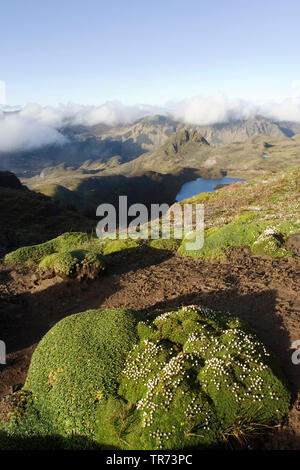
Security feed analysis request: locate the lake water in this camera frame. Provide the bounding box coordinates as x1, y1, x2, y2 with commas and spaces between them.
176, 177, 244, 201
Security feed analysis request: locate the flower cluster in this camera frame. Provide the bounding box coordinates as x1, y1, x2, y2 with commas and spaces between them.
122, 340, 165, 381
137, 353, 186, 428
116, 305, 290, 450
153, 310, 180, 324
149, 429, 174, 449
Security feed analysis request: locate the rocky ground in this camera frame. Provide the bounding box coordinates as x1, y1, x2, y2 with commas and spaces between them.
0, 247, 299, 450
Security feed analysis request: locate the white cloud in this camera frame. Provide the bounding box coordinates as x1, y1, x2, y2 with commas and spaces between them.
18, 101, 165, 127
172, 93, 300, 125
173, 94, 258, 125
0, 112, 67, 153
67, 102, 166, 126
259, 97, 300, 122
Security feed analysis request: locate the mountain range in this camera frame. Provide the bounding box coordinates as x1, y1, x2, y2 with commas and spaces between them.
0, 115, 299, 215
1, 115, 300, 178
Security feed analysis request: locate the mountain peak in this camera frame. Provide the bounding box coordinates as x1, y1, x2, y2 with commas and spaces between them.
163, 129, 209, 155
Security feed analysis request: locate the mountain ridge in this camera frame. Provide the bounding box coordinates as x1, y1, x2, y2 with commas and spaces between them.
1, 116, 300, 177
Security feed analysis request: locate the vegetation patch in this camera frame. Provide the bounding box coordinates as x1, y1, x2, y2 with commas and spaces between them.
5, 169, 299, 264
102, 238, 146, 256
4, 232, 93, 265
251, 227, 292, 258
149, 238, 181, 251
176, 168, 300, 259
0, 306, 290, 450
178, 221, 298, 259
95, 306, 290, 450
0, 309, 144, 449
4, 232, 107, 279
39, 249, 106, 279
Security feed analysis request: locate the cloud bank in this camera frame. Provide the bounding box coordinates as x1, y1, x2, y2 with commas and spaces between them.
1, 93, 300, 153
173, 94, 300, 125
0, 111, 67, 153
173, 95, 257, 125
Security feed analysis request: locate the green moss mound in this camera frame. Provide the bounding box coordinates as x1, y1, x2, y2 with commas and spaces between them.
96, 306, 290, 450
4, 232, 107, 279
100, 237, 180, 255
102, 238, 145, 256
149, 238, 181, 251
178, 221, 298, 259
4, 232, 93, 265
251, 226, 292, 257
4, 239, 56, 265
0, 309, 144, 449
4, 233, 148, 268
39, 249, 106, 279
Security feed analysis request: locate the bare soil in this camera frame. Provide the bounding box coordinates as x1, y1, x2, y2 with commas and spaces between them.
0, 247, 299, 450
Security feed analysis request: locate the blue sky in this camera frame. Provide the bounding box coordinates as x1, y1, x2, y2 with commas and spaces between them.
1, 0, 300, 106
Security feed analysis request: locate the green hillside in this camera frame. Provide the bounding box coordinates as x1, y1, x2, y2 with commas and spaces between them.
4, 168, 300, 263
177, 168, 300, 259
113, 132, 300, 178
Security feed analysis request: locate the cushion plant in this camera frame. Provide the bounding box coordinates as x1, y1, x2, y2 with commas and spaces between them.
0, 306, 290, 450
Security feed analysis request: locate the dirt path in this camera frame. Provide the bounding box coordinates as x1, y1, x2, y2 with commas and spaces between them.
0, 247, 299, 449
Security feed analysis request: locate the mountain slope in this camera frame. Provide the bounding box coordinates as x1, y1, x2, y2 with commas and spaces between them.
176, 167, 300, 259
109, 131, 300, 178
196, 117, 291, 145
111, 129, 211, 176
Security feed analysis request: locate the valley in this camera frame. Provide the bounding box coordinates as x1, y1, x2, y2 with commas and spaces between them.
6, 117, 298, 216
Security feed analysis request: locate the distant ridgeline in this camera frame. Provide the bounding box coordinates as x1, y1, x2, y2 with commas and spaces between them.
0, 115, 300, 177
